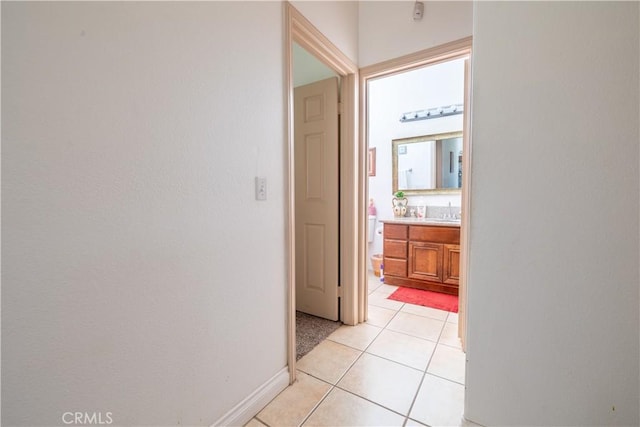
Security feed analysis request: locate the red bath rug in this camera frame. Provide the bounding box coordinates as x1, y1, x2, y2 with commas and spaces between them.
388, 287, 458, 313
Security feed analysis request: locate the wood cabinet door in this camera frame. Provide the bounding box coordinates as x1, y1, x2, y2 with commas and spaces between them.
408, 242, 443, 282
443, 244, 460, 285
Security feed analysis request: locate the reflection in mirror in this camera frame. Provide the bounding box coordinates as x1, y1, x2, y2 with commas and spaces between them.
392, 131, 463, 194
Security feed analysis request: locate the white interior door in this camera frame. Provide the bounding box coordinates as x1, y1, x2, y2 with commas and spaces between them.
294, 77, 339, 321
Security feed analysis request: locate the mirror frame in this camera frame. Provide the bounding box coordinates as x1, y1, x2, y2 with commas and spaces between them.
392, 131, 463, 195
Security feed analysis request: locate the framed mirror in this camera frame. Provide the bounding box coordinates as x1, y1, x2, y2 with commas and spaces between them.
392, 131, 463, 195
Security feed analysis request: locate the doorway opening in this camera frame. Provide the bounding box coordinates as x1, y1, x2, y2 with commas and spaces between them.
360, 37, 473, 350
285, 4, 361, 383
359, 37, 473, 423
292, 45, 342, 358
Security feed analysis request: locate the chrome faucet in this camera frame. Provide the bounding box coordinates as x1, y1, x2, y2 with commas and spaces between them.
443, 202, 454, 219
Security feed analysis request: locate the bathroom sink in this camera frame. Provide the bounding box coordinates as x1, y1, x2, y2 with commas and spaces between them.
424, 217, 460, 223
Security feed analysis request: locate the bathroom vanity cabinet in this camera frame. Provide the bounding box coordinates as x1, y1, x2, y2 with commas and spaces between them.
382, 220, 460, 295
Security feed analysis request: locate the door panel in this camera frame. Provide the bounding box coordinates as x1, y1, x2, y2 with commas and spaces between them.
304, 134, 324, 199
295, 77, 339, 321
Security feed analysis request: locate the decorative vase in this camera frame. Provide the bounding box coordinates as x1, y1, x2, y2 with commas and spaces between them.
392, 197, 408, 217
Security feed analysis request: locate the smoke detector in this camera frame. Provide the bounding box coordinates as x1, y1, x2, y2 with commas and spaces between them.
413, 1, 424, 20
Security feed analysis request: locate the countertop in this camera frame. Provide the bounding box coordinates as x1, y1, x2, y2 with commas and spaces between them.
380, 217, 461, 227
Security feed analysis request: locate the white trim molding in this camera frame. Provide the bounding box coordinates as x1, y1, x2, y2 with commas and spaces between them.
285, 1, 361, 384
211, 367, 289, 427
359, 36, 473, 349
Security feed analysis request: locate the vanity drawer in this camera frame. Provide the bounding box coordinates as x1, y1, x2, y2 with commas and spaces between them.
409, 225, 460, 245
384, 224, 408, 240
383, 257, 407, 277
384, 239, 407, 258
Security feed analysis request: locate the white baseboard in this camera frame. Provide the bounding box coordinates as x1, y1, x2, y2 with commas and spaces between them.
212, 367, 290, 427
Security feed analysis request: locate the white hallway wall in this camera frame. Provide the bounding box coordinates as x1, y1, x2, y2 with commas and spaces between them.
1, 1, 359, 426
467, 2, 639, 425
358, 0, 473, 67
291, 0, 359, 64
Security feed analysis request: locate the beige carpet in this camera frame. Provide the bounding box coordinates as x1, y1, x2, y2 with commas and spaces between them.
296, 311, 342, 360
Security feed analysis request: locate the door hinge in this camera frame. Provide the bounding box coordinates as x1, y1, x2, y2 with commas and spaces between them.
338, 102, 344, 115
337, 286, 343, 297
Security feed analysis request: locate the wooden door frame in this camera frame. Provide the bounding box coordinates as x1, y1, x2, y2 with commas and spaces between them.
359, 36, 473, 350
285, 3, 361, 384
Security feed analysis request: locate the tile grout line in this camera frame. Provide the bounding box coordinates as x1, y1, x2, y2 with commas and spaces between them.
326, 310, 444, 374
296, 317, 464, 425
291, 279, 461, 427
384, 326, 444, 343
404, 316, 449, 425
424, 372, 466, 387
297, 332, 372, 427
253, 371, 334, 427
365, 306, 437, 373
385, 312, 449, 343
326, 305, 421, 422
360, 294, 457, 424
296, 382, 335, 427
368, 281, 464, 421
299, 308, 396, 425
331, 385, 413, 421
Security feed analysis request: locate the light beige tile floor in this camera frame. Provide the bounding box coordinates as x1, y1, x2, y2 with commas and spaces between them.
248, 272, 475, 427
